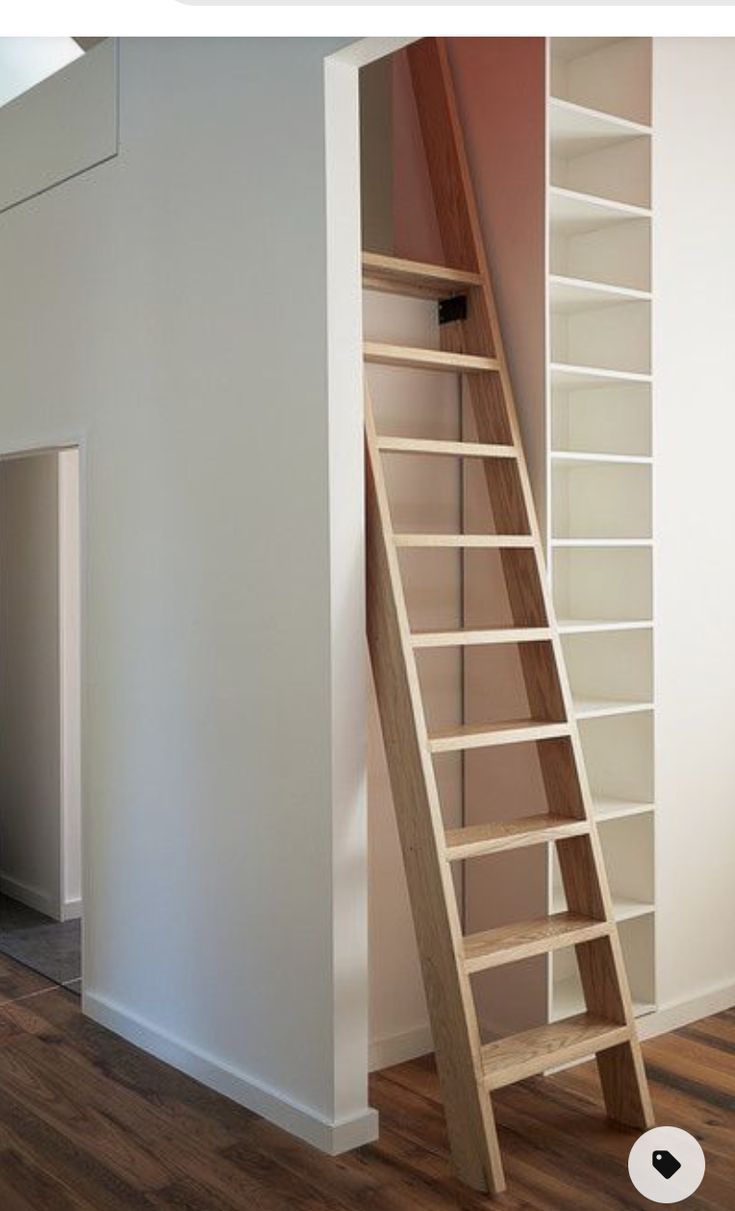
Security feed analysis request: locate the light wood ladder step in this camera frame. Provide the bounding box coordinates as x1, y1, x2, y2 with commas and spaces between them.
412, 627, 552, 648
462, 911, 611, 975
444, 814, 590, 860
376, 436, 517, 460
362, 251, 483, 299
481, 1013, 631, 1091
364, 341, 499, 374
429, 720, 570, 753
394, 534, 535, 549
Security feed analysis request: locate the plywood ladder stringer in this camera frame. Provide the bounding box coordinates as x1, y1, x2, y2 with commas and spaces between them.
363, 37, 654, 1197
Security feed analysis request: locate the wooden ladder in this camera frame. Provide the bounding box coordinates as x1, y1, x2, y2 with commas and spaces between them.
364, 38, 654, 1197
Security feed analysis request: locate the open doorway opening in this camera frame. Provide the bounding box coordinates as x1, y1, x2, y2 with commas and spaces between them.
0, 447, 82, 994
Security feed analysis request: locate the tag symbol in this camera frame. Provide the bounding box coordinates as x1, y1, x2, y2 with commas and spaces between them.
630, 1128, 704, 1201
652, 1150, 682, 1180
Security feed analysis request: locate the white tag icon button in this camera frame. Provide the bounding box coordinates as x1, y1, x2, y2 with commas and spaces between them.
629, 1127, 705, 1203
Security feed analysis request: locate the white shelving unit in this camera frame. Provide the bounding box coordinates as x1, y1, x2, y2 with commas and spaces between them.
546, 37, 655, 1023
446, 36, 656, 1040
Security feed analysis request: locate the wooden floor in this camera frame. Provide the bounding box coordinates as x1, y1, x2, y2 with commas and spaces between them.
0, 952, 731, 1209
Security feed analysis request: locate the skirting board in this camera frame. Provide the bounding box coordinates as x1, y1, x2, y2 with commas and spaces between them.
545, 982, 735, 1076
85, 991, 379, 1155
369, 1023, 433, 1072
637, 980, 735, 1041
0, 873, 82, 922
62, 897, 83, 922
0, 872, 59, 920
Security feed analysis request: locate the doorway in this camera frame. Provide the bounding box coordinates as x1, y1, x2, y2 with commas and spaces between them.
0, 446, 82, 994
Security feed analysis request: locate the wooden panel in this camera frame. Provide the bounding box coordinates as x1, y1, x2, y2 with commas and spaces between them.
376, 436, 516, 459
412, 626, 553, 647
363, 251, 482, 297
481, 1014, 630, 1090
402, 47, 480, 273
394, 534, 534, 549
463, 912, 610, 974
429, 720, 570, 754
364, 341, 498, 373
445, 814, 590, 860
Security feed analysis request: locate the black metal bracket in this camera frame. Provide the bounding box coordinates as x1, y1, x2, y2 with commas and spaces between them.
438, 294, 468, 325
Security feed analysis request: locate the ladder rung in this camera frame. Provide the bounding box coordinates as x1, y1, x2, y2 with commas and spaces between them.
462, 912, 610, 975
362, 251, 483, 299
394, 534, 535, 549
412, 627, 552, 648
376, 436, 517, 460
481, 1014, 630, 1091
364, 341, 499, 374
429, 720, 570, 753
444, 814, 590, 860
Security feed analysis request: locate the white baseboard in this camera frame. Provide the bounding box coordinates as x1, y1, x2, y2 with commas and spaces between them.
637, 980, 735, 1040
369, 1023, 433, 1072
531, 985, 735, 1077
0, 873, 82, 922
545, 983, 735, 1076
61, 897, 83, 921
0, 872, 59, 919
84, 990, 378, 1155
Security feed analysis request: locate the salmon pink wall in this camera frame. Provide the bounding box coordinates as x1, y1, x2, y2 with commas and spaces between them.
392, 50, 443, 263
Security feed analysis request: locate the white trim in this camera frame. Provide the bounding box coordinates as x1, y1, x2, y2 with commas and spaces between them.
61, 897, 82, 922
0, 872, 58, 920
324, 44, 369, 1129
637, 981, 735, 1040
85, 990, 379, 1156
331, 38, 415, 70
323, 36, 417, 1130
369, 1024, 433, 1073
58, 449, 82, 924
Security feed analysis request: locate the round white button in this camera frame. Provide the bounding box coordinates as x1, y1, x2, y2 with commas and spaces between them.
628, 1127, 705, 1203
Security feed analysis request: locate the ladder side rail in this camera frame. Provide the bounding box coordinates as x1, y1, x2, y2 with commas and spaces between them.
364, 391, 506, 1193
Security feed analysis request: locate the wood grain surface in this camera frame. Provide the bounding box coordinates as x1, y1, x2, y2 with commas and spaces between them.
0, 953, 728, 1209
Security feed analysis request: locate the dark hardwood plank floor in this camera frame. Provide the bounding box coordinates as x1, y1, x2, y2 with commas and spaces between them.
0, 952, 730, 1209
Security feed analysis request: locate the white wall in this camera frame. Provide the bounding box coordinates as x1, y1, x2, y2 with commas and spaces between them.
59, 449, 82, 918
0, 38, 81, 109
652, 38, 735, 1022
0, 40, 117, 214
0, 454, 62, 918
0, 36, 376, 1152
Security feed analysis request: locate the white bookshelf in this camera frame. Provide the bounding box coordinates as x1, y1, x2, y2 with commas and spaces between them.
547, 37, 655, 1023
451, 37, 656, 1039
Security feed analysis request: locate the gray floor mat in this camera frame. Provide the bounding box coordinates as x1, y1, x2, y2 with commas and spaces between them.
0, 895, 81, 989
